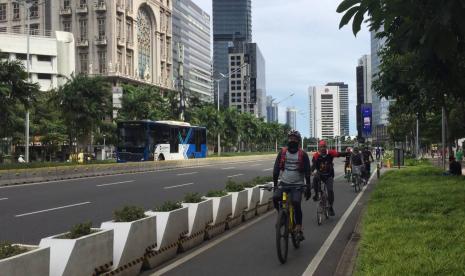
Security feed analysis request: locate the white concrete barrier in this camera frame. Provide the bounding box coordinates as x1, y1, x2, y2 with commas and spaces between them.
0, 245, 49, 276
257, 182, 274, 215
180, 199, 213, 252
227, 190, 248, 229
100, 215, 157, 276
243, 186, 260, 221
204, 194, 232, 239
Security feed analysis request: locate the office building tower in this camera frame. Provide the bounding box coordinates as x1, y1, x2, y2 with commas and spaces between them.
356, 55, 372, 139
266, 96, 278, 123
172, 0, 212, 102
326, 82, 349, 136
228, 41, 266, 118
308, 86, 341, 139
286, 107, 297, 130
213, 0, 251, 106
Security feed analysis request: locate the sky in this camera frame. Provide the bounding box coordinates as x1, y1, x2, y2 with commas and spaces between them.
193, 0, 370, 137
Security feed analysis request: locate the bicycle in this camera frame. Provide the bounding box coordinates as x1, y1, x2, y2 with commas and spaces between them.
351, 165, 363, 193
315, 177, 330, 225
259, 184, 307, 264
344, 165, 352, 183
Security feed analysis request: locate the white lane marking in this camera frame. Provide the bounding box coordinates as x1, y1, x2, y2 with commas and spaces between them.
227, 174, 244, 178
0, 197, 8, 201
96, 180, 135, 187
176, 172, 198, 176
302, 170, 377, 276
0, 159, 274, 189
221, 167, 236, 170
15, 201, 91, 218
150, 211, 274, 276
262, 168, 273, 171
164, 183, 194, 189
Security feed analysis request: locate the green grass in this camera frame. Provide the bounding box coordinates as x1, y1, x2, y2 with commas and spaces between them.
207, 152, 275, 158
355, 164, 465, 275
0, 159, 116, 171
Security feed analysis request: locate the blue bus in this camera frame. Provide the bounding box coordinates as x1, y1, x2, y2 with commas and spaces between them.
116, 120, 207, 162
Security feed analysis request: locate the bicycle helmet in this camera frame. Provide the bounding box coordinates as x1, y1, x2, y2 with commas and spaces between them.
318, 140, 327, 147
288, 129, 301, 140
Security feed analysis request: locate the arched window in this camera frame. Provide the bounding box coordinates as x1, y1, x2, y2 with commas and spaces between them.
137, 8, 152, 80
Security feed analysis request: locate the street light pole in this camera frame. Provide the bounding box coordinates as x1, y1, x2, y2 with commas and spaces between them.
24, 0, 31, 163
217, 80, 221, 156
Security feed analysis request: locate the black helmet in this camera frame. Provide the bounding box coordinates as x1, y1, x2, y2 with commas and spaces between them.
288, 129, 301, 140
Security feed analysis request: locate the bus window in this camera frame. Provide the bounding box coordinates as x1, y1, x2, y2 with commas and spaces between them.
170, 127, 179, 153
195, 129, 201, 152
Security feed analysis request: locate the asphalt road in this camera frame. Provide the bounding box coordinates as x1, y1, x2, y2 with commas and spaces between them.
0, 157, 276, 244
147, 158, 373, 276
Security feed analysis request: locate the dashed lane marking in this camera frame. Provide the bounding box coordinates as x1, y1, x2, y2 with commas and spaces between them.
227, 174, 244, 178
96, 180, 135, 187
15, 201, 91, 218
176, 172, 198, 176
164, 183, 195, 189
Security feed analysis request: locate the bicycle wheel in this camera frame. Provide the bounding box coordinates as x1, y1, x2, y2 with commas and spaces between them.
323, 195, 329, 219
317, 203, 323, 225
276, 209, 289, 264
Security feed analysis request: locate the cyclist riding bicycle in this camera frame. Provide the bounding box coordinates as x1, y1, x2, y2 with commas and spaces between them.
311, 140, 347, 216
272, 130, 312, 240
362, 146, 374, 180
350, 147, 364, 186
344, 147, 352, 176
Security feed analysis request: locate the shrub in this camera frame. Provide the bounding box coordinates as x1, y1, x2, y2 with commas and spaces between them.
183, 192, 203, 203
0, 242, 28, 260
113, 206, 147, 222
154, 201, 183, 212
206, 190, 228, 197
60, 222, 95, 239
225, 178, 244, 192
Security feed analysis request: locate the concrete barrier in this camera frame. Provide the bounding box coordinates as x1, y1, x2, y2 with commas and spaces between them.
0, 245, 50, 276
180, 199, 213, 252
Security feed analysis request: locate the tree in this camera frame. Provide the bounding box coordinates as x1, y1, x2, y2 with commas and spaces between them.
56, 74, 112, 151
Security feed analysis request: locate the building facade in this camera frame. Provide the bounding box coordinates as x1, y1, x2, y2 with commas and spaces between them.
266, 96, 278, 123
213, 0, 251, 107
228, 41, 266, 119
326, 82, 349, 136
286, 107, 297, 130
172, 0, 212, 102
0, 30, 75, 91
356, 54, 372, 139
309, 86, 341, 139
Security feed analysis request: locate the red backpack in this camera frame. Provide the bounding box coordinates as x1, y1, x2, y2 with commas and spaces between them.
279, 147, 304, 171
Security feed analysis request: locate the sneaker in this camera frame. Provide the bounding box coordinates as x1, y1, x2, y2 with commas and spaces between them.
329, 206, 335, 216
298, 231, 305, 241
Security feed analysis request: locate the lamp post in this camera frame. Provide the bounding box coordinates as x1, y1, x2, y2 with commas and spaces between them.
103, 134, 106, 160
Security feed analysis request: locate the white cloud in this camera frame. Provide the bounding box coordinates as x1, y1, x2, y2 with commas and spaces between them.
192, 0, 370, 137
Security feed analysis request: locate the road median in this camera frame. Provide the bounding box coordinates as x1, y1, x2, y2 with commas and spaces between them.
354, 163, 465, 275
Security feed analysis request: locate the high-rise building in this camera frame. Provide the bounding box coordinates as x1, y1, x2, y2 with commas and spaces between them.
0, 30, 75, 91
326, 82, 349, 136
228, 41, 266, 119
213, 0, 252, 107
172, 0, 212, 102
286, 107, 297, 130
0, 0, 175, 117
308, 86, 341, 139
266, 96, 278, 123
356, 55, 372, 139
371, 30, 392, 143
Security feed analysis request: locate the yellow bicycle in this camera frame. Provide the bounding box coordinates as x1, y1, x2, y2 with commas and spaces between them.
261, 184, 307, 264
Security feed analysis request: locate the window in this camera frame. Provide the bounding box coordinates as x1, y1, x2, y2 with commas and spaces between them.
0, 4, 7, 21
231, 86, 236, 91
30, 24, 39, 35
12, 25, 21, 33
137, 8, 152, 79
79, 53, 88, 73
169, 127, 179, 153
126, 52, 133, 75
117, 50, 123, 72
0, 27, 6, 33
231, 56, 235, 61
98, 18, 106, 39
63, 0, 70, 9
13, 3, 20, 20
16, 54, 27, 60
117, 17, 122, 38
37, 73, 52, 80
98, 51, 106, 73
126, 21, 133, 42
0, 52, 9, 59
30, 0, 39, 18
63, 21, 71, 32
80, 0, 87, 6
79, 19, 87, 39
195, 129, 202, 153
37, 55, 52, 62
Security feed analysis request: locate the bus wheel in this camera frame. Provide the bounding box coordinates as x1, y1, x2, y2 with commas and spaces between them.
158, 154, 165, 161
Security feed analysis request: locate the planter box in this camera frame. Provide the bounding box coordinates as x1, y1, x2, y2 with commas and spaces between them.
0, 245, 49, 276
39, 228, 113, 276
227, 190, 248, 229
144, 207, 188, 269
243, 186, 260, 220
180, 199, 213, 251
257, 182, 274, 215
204, 194, 232, 238
100, 215, 157, 276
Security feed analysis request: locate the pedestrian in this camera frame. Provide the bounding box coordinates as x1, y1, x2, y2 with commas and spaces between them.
456, 147, 463, 165
447, 156, 462, 176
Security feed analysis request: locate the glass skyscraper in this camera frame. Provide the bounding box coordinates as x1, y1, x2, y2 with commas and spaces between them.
213, 0, 252, 106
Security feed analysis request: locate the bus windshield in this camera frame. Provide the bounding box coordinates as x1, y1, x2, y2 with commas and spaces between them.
118, 123, 146, 148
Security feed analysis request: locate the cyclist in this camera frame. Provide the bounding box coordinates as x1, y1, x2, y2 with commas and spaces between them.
273, 130, 312, 240
362, 146, 374, 181
375, 146, 381, 161
344, 147, 352, 177
311, 140, 347, 216
350, 147, 364, 186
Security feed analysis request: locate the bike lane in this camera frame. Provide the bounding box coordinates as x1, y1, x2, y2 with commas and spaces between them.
146, 161, 374, 276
